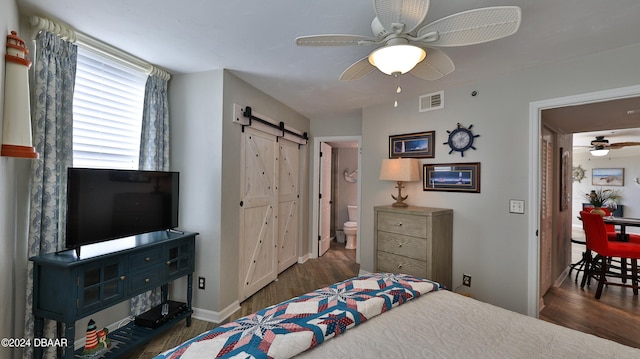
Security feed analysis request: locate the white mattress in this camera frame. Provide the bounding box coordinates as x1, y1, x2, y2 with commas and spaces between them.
296, 290, 640, 358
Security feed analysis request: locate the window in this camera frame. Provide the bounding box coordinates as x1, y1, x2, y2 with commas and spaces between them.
72, 47, 147, 169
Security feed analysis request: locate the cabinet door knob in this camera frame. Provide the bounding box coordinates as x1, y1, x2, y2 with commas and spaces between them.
166, 261, 172, 266
397, 222, 403, 226
120, 275, 126, 281
145, 278, 150, 283
145, 257, 151, 262
398, 243, 403, 247
397, 264, 402, 269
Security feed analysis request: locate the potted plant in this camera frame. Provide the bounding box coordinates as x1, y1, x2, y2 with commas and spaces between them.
586, 188, 620, 216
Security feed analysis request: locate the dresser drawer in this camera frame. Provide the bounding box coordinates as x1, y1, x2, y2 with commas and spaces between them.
376, 251, 427, 278
377, 231, 428, 262
128, 269, 164, 294
377, 211, 427, 238
129, 247, 164, 272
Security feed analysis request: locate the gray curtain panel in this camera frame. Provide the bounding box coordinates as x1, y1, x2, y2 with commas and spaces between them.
23, 30, 77, 359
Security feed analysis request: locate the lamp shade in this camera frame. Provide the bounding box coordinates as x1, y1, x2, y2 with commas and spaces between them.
379, 158, 421, 182
368, 45, 426, 75
2, 31, 38, 159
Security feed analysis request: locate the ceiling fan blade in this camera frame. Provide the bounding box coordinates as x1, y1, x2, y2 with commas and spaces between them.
416, 6, 521, 47
339, 57, 376, 80
374, 0, 430, 34
609, 142, 640, 149
295, 34, 377, 46
409, 47, 454, 80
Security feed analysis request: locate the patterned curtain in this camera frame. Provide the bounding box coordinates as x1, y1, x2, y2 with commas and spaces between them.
131, 74, 170, 315
23, 31, 77, 359
138, 74, 170, 171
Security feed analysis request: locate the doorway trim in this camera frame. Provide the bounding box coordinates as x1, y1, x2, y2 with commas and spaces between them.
311, 135, 362, 263
527, 84, 640, 317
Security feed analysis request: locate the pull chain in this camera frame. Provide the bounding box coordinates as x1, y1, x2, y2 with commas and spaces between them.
393, 72, 401, 108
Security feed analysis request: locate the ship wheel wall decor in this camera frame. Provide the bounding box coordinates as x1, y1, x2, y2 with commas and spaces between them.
444, 123, 479, 157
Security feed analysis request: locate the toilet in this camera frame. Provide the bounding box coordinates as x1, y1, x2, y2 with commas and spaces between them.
343, 205, 358, 249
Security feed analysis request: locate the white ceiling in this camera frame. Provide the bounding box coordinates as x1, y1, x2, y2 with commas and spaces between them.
16, 0, 640, 121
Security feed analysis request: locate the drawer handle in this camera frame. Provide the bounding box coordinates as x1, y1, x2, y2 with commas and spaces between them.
145, 278, 150, 283
120, 275, 126, 281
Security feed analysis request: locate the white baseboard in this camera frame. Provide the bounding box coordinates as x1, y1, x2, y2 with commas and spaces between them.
298, 253, 309, 264
192, 301, 240, 324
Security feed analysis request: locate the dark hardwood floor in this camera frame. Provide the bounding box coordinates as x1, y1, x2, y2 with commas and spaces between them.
539, 238, 640, 349
126, 241, 359, 358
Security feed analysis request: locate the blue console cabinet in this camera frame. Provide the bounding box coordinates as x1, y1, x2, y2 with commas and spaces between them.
30, 230, 197, 359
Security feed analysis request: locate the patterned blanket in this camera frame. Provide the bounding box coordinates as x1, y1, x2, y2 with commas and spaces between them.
156, 273, 442, 359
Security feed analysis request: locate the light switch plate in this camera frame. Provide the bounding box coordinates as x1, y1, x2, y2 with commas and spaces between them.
509, 199, 525, 214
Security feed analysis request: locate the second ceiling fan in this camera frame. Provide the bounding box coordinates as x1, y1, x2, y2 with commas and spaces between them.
295, 0, 522, 81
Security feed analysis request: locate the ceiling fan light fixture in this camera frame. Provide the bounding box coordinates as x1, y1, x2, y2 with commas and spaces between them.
368, 44, 426, 75
590, 147, 609, 156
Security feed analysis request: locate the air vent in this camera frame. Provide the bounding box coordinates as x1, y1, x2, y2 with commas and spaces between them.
419, 91, 444, 112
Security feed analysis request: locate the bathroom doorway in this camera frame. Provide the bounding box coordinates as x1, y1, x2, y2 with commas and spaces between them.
311, 136, 361, 263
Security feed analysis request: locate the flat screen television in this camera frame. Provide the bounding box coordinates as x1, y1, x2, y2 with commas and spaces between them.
65, 168, 179, 253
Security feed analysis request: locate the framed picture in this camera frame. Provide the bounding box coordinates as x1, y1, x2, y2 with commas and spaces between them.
592, 168, 624, 186
389, 131, 435, 158
423, 162, 480, 192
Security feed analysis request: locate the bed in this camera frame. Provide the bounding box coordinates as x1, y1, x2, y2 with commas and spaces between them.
155, 273, 640, 358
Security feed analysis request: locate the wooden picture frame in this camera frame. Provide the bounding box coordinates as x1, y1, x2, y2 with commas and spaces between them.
423, 162, 480, 192
592, 168, 624, 186
389, 131, 435, 158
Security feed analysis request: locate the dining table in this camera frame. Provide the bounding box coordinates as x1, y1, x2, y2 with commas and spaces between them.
603, 216, 640, 241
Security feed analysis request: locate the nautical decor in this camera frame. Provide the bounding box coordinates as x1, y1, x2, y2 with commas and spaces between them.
1, 31, 38, 158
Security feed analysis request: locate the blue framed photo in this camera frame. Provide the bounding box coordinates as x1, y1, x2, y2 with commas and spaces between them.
389, 131, 435, 158
423, 162, 480, 192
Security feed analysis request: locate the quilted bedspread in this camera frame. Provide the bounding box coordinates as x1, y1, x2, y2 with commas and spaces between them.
156, 273, 442, 359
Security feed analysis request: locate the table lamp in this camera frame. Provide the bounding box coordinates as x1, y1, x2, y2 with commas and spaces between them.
379, 158, 420, 207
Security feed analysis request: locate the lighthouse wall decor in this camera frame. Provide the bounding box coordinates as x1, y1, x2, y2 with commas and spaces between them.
1, 31, 38, 158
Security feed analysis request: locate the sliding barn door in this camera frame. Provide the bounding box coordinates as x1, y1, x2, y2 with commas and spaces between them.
277, 139, 299, 273
239, 128, 278, 301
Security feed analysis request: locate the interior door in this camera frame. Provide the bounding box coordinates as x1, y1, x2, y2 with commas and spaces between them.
277, 139, 299, 273
318, 142, 332, 256
239, 128, 278, 301
539, 128, 554, 302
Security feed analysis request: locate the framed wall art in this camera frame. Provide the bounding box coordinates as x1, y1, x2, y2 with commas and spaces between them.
423, 162, 480, 193
592, 168, 624, 186
389, 131, 435, 158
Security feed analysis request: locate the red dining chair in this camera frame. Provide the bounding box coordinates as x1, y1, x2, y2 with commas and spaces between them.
601, 208, 640, 243
579, 211, 640, 299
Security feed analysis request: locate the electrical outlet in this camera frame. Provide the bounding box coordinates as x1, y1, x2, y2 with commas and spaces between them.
198, 276, 206, 290
462, 274, 472, 287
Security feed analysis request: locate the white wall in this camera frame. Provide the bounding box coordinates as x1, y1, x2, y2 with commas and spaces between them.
572, 150, 640, 234
1, 2, 32, 358
170, 70, 310, 317
169, 70, 225, 314
359, 42, 640, 314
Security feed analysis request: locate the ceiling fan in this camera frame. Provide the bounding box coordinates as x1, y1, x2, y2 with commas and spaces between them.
295, 0, 522, 81
590, 136, 640, 150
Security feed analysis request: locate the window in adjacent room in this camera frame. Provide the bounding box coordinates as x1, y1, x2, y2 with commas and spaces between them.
72, 47, 147, 169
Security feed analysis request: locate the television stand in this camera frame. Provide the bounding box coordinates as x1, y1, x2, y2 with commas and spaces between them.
30, 230, 197, 359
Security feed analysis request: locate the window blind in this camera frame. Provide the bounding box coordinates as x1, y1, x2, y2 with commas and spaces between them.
72, 47, 147, 169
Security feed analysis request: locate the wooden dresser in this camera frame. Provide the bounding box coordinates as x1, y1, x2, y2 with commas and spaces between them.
374, 205, 453, 289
